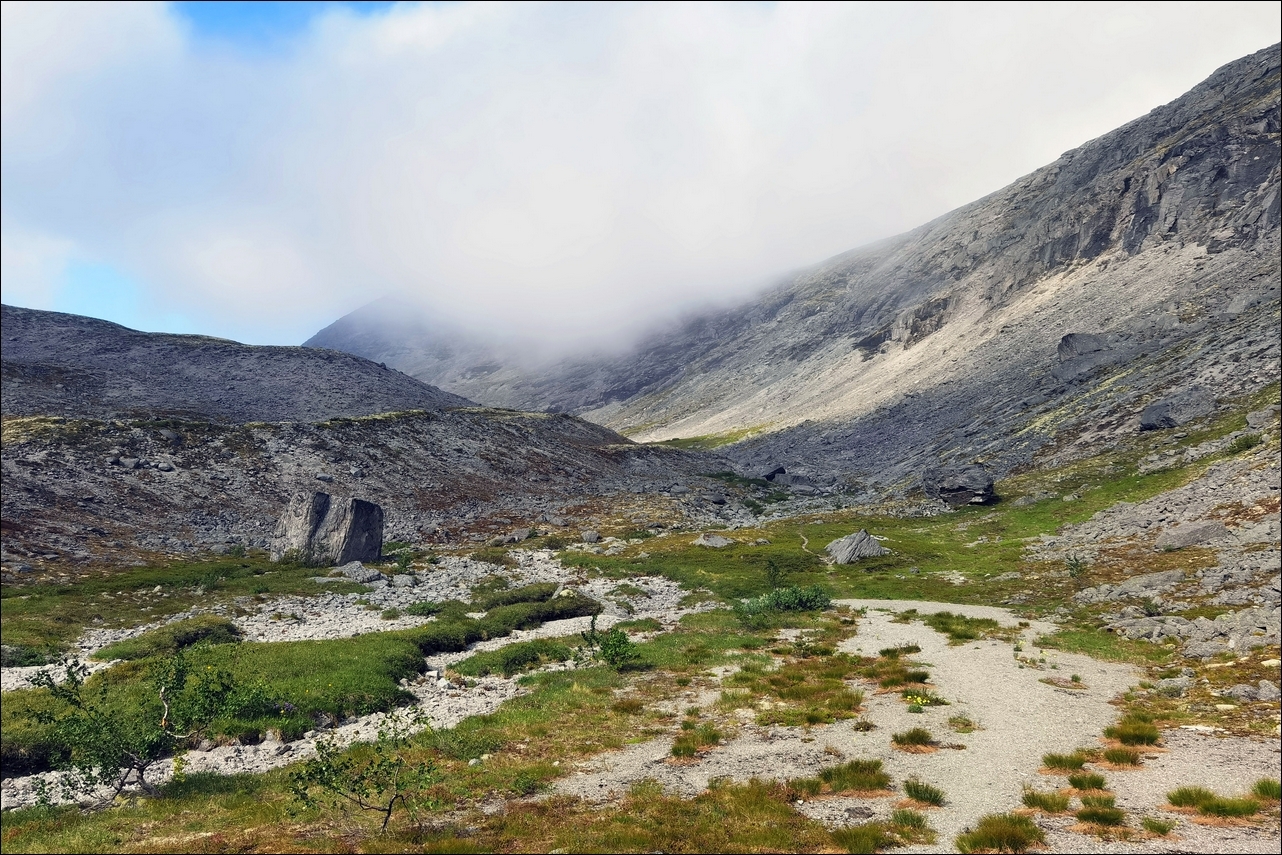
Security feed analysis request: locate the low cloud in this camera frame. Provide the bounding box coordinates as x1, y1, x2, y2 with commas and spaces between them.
2, 1, 1278, 347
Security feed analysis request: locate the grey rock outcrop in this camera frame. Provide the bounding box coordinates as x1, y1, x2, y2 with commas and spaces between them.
826, 530, 891, 564
1156, 520, 1231, 551
1139, 389, 1216, 431
693, 533, 735, 548
271, 492, 384, 565
921, 465, 995, 507
1057, 333, 1110, 362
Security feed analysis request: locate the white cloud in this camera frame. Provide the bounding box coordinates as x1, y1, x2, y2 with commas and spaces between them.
1, 1, 1279, 346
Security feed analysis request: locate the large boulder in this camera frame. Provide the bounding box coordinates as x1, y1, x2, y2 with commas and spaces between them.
826, 530, 890, 564
270, 491, 384, 565
1057, 333, 1109, 362
1139, 388, 1216, 431
921, 464, 995, 507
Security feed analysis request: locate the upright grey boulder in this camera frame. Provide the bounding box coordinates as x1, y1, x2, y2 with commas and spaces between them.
270, 491, 384, 565
826, 530, 890, 564
921, 464, 995, 507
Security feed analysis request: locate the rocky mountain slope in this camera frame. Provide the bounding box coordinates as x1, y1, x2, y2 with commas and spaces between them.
308, 45, 1281, 492
1, 308, 751, 572
2, 304, 471, 423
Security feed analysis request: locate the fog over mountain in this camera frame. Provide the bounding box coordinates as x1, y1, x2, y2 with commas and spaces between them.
310, 44, 1282, 490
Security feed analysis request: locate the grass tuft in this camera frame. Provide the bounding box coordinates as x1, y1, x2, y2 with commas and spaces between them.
1253, 778, 1281, 800
955, 813, 1045, 854
1022, 788, 1071, 813
903, 778, 945, 806
1168, 786, 1217, 808
1068, 772, 1107, 791
1102, 747, 1142, 766
819, 759, 891, 793
1103, 713, 1160, 746
891, 727, 933, 749
1042, 751, 1088, 771
1141, 816, 1176, 835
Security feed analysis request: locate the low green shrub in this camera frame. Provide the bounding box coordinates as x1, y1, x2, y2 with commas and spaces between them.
955, 813, 1045, 853
453, 639, 573, 677
733, 585, 831, 627
93, 616, 241, 661
1227, 433, 1264, 454
474, 582, 559, 611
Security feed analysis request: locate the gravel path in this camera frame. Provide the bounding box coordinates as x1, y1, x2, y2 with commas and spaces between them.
553, 600, 1280, 853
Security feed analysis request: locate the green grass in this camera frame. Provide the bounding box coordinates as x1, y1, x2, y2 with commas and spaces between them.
671, 722, 722, 757
914, 610, 1002, 643
831, 823, 897, 854
1104, 713, 1161, 746
1168, 786, 1218, 807
891, 727, 933, 748
92, 615, 241, 661
818, 759, 891, 793
453, 639, 574, 677
1035, 627, 1175, 666
1197, 797, 1260, 818
903, 778, 945, 806
1252, 778, 1281, 800
1068, 772, 1108, 791
1042, 751, 1089, 771
1141, 816, 1176, 835
0, 556, 364, 654
1022, 788, 1071, 812
1103, 747, 1142, 766
955, 813, 1045, 854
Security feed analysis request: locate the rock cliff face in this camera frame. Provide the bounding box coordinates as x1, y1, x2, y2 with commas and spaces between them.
1, 305, 471, 423
308, 45, 1281, 490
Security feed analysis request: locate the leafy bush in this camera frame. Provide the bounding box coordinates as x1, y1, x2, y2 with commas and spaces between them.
904, 778, 945, 806
94, 616, 241, 661
29, 655, 244, 800
955, 813, 1045, 854
580, 615, 639, 670
290, 715, 436, 831
733, 585, 831, 627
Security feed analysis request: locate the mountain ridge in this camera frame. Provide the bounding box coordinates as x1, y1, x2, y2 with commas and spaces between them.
306, 43, 1281, 490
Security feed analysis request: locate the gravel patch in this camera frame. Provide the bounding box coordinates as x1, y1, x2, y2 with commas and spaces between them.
552, 600, 1279, 852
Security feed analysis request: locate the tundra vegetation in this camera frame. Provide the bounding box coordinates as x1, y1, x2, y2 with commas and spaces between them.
1, 387, 1279, 852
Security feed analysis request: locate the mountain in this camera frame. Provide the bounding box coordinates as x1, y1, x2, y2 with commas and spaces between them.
307, 45, 1281, 490
1, 308, 743, 567
2, 304, 471, 423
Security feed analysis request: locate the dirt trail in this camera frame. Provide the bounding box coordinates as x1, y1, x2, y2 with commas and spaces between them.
555, 600, 1280, 853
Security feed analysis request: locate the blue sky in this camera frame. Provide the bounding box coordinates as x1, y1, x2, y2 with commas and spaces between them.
2, 2, 1279, 348
174, 2, 396, 48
